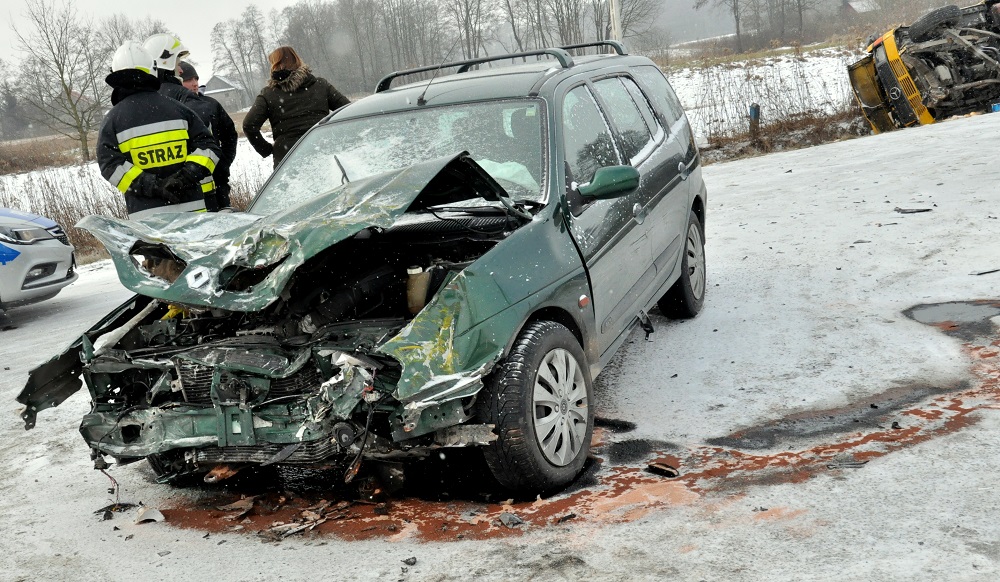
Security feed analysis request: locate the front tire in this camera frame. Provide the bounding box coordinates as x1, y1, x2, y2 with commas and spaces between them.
909, 5, 960, 43
477, 321, 593, 494
658, 210, 706, 318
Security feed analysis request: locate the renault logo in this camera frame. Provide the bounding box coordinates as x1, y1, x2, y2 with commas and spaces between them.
889, 87, 902, 100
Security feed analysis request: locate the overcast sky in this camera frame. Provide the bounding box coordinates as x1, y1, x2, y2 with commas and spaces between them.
2, 0, 301, 79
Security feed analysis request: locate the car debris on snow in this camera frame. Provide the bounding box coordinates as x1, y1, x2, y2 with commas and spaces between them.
402, 557, 418, 566
135, 507, 165, 524
94, 502, 137, 516
646, 462, 681, 478
498, 512, 525, 528
894, 207, 933, 214
217, 496, 258, 520
825, 460, 870, 470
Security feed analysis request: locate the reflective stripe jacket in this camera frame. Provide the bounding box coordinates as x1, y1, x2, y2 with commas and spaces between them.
97, 88, 222, 218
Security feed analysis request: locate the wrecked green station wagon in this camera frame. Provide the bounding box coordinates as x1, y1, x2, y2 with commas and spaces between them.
18, 42, 707, 494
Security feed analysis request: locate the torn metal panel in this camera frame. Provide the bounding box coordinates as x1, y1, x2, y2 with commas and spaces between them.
79, 153, 505, 312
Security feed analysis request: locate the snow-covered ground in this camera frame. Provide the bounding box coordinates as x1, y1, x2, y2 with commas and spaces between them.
2, 111, 1000, 580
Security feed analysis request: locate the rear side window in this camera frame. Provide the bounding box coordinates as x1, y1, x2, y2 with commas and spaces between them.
632, 65, 685, 127
593, 77, 653, 164
562, 85, 619, 184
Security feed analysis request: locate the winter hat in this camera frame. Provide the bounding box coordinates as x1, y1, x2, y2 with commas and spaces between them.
178, 61, 198, 81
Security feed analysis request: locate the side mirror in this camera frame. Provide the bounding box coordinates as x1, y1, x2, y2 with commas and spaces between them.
577, 166, 640, 200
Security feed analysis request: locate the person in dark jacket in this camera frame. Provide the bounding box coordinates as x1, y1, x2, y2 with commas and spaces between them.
97, 42, 221, 220
243, 46, 350, 168
177, 61, 238, 209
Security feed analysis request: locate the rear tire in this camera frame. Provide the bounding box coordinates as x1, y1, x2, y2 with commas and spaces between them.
658, 210, 706, 319
477, 321, 593, 494
909, 5, 960, 43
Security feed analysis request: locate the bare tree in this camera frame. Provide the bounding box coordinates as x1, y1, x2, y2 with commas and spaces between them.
212, 5, 273, 102
14, 0, 107, 160
447, 0, 494, 59
694, 0, 743, 52
97, 14, 171, 58
549, 0, 586, 45
0, 59, 29, 140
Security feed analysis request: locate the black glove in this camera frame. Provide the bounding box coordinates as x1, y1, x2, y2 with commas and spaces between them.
159, 166, 202, 204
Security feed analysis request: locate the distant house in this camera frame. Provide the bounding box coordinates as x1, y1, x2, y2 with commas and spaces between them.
842, 0, 880, 16
204, 76, 250, 112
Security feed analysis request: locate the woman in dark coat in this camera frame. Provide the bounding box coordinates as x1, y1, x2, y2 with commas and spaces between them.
243, 46, 351, 168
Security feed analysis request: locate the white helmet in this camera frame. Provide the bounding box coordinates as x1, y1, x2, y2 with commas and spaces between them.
105, 41, 158, 87
110, 41, 156, 75
143, 34, 189, 72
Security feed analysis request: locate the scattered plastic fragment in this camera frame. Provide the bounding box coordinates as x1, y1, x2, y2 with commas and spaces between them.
499, 512, 524, 528
94, 503, 137, 515
894, 207, 932, 214
825, 460, 869, 470
157, 551, 171, 557
135, 507, 165, 524
402, 557, 418, 566
970, 269, 1000, 276
556, 513, 577, 524
646, 462, 680, 478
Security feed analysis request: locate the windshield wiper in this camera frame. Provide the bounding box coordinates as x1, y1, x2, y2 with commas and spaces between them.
425, 204, 511, 215
333, 154, 350, 184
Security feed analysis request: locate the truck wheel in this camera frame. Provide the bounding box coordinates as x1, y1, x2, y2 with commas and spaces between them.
658, 210, 706, 319
909, 5, 961, 42
477, 321, 593, 494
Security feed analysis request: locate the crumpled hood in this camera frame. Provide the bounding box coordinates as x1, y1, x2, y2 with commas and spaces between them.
81, 154, 500, 312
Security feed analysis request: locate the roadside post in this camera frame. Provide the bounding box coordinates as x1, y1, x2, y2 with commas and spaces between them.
749, 103, 761, 147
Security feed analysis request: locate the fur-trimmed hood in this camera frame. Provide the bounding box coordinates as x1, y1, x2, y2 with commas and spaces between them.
268, 65, 314, 92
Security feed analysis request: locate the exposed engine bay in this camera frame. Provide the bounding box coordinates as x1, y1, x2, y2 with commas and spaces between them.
899, 3, 1000, 114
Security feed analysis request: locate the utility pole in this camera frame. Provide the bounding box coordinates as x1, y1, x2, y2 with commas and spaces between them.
609, 0, 623, 41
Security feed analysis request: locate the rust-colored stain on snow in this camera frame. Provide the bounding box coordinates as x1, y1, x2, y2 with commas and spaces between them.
161, 301, 1000, 542
751, 507, 808, 522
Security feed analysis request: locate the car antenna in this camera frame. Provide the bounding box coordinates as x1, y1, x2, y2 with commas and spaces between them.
417, 38, 462, 106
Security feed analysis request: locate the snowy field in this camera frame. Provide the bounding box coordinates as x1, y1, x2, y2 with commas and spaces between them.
2, 112, 1000, 581
666, 46, 863, 142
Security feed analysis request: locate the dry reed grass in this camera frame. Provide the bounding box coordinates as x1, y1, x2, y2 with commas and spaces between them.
0, 136, 80, 174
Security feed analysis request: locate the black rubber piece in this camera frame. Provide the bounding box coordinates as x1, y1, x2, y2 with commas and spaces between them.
658, 210, 706, 319
909, 5, 961, 43
476, 320, 593, 494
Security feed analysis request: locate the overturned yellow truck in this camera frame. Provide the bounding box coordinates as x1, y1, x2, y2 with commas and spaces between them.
849, 2, 1000, 133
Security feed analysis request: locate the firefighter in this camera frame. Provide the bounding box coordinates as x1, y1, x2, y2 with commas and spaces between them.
144, 34, 237, 210
97, 41, 221, 219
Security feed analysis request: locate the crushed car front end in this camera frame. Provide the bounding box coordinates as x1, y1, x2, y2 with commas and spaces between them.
17, 95, 590, 486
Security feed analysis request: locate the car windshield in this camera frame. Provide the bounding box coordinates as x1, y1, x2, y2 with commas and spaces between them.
249, 99, 546, 215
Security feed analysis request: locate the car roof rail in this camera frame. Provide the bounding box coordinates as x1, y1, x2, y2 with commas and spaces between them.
558, 40, 628, 55
375, 48, 575, 93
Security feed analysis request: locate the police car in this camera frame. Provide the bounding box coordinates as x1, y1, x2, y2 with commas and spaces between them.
0, 208, 78, 314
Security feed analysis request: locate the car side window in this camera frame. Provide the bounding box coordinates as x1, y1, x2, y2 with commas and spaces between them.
631, 65, 684, 127
562, 85, 619, 185
622, 77, 662, 141
593, 77, 653, 165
